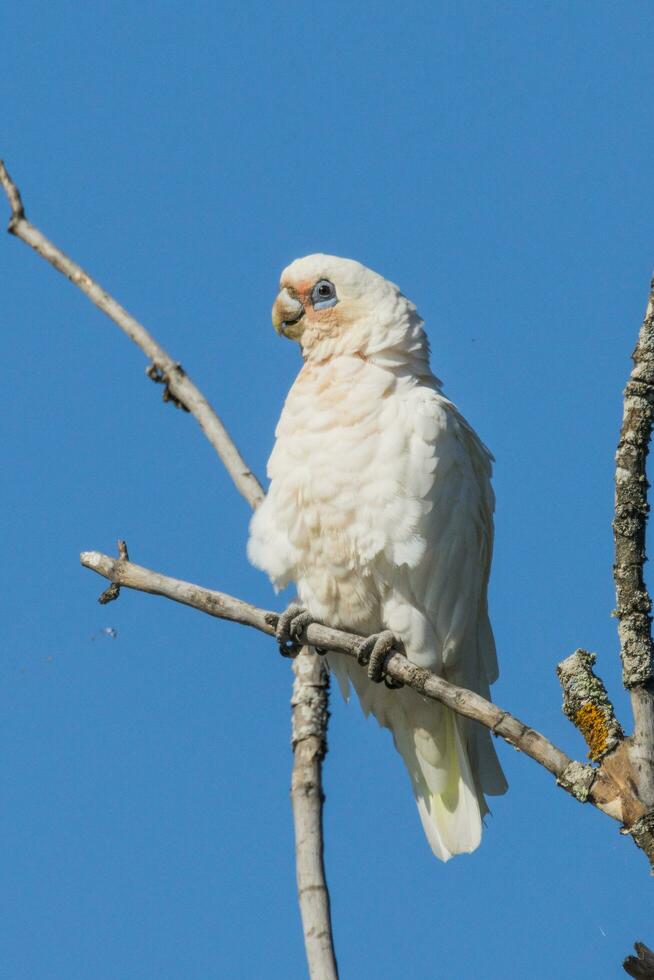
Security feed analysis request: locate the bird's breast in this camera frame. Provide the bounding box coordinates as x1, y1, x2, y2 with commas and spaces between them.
265, 357, 405, 626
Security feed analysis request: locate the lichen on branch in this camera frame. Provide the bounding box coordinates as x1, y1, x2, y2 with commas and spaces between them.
557, 649, 623, 761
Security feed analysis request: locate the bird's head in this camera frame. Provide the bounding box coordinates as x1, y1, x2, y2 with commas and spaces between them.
271, 254, 427, 365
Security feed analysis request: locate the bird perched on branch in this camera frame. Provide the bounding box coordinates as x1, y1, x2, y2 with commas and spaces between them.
248, 254, 507, 860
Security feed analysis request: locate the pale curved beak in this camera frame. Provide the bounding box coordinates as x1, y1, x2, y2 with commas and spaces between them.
272, 287, 305, 339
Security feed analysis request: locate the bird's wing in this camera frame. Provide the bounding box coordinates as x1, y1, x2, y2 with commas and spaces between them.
320, 378, 507, 858
392, 384, 497, 691
393, 384, 507, 803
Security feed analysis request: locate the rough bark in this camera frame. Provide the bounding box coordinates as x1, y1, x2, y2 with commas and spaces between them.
614, 282, 654, 804
557, 649, 623, 761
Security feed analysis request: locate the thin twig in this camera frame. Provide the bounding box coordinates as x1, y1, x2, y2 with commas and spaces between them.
79, 548, 628, 820
614, 279, 654, 802
0, 159, 264, 510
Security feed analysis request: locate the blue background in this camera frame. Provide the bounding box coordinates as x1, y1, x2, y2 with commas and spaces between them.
2, 3, 653, 977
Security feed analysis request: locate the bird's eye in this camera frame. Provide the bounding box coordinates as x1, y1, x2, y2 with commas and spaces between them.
311, 279, 338, 310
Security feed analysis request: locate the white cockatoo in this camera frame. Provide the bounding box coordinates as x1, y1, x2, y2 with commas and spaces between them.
248, 254, 507, 860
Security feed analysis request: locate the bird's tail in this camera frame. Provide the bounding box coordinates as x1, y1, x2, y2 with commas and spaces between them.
326, 651, 506, 860
390, 698, 486, 861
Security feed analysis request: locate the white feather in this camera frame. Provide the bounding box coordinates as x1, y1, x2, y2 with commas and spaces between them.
248, 254, 507, 859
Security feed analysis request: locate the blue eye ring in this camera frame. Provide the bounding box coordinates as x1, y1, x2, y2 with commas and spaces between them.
311, 279, 338, 310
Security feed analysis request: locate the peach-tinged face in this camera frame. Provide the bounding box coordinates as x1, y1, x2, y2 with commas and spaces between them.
269, 253, 399, 359
271, 271, 356, 351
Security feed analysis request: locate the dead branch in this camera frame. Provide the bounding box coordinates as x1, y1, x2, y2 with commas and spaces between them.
6, 155, 654, 980
291, 650, 338, 980
0, 161, 335, 977
79, 548, 645, 835
0, 159, 264, 511
614, 280, 654, 802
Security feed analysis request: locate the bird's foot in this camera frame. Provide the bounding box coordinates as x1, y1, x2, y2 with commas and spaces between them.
357, 630, 404, 688
276, 603, 320, 658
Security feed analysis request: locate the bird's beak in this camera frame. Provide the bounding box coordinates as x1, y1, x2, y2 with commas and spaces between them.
272, 288, 305, 339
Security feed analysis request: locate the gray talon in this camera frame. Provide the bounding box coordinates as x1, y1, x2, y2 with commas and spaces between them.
275, 604, 316, 657
357, 630, 403, 686
276, 603, 304, 656
289, 610, 314, 643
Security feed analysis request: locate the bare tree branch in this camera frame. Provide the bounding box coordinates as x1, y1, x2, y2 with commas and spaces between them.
0, 161, 337, 977
291, 650, 338, 980
614, 280, 654, 801
6, 155, 654, 980
79, 548, 637, 826
0, 159, 264, 510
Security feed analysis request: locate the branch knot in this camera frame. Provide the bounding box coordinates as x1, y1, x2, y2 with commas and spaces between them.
557, 761, 597, 803
98, 539, 129, 604
146, 362, 190, 411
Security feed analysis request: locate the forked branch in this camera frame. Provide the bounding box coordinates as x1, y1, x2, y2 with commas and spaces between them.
0, 160, 334, 977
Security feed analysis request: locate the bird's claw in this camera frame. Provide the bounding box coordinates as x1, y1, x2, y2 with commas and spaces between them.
357, 630, 404, 688
276, 604, 316, 658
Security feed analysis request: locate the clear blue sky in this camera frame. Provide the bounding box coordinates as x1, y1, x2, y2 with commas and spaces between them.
3, 3, 654, 977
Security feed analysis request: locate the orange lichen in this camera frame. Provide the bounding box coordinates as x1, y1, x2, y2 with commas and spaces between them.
574, 703, 611, 761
